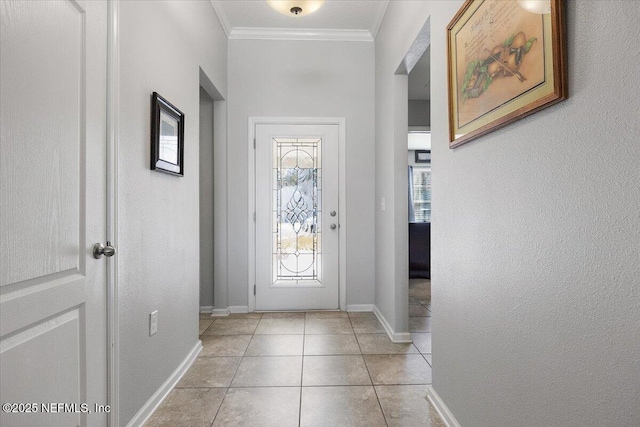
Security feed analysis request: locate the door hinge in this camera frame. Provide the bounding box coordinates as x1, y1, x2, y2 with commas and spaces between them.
253, 138, 256, 149
254, 284, 256, 295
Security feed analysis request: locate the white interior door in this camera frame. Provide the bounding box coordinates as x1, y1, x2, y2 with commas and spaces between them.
0, 1, 109, 426
255, 124, 340, 310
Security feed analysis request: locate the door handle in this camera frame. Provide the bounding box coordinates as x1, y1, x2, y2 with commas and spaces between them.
330, 224, 337, 230
93, 241, 116, 259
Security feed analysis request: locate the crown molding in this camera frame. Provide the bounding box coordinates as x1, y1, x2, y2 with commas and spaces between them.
210, 0, 387, 42
228, 27, 373, 42
370, 0, 390, 39
209, 0, 231, 37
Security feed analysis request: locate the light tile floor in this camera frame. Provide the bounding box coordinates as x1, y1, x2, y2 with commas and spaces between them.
145, 280, 441, 426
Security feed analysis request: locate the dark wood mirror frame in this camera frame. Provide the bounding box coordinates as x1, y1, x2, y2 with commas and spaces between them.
151, 92, 184, 176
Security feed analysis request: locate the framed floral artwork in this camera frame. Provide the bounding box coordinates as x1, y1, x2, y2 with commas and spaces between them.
447, 0, 567, 147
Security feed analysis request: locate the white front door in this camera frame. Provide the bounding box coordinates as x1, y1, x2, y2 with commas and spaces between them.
0, 1, 109, 426
255, 124, 340, 310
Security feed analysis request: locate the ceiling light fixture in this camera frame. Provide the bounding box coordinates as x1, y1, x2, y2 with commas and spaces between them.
518, 0, 551, 14
266, 0, 325, 17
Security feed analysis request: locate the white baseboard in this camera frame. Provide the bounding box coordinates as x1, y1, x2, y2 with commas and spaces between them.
127, 340, 202, 427
426, 386, 461, 427
373, 305, 412, 343
211, 308, 230, 317
346, 304, 374, 312
200, 306, 214, 314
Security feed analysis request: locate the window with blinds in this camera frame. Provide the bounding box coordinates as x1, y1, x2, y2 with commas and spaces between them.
412, 167, 431, 223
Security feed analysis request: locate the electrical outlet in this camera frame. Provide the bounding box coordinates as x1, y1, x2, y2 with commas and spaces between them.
149, 310, 158, 336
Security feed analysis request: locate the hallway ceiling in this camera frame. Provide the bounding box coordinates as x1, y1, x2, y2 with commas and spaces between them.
211, 1, 390, 39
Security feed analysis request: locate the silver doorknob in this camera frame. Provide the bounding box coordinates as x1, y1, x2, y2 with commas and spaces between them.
330, 211, 336, 217
93, 241, 116, 259
330, 224, 337, 230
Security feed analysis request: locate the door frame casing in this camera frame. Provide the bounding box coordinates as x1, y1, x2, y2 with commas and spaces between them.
248, 117, 346, 312
107, 0, 119, 425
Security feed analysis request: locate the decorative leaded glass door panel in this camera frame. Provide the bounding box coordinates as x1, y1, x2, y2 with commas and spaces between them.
255, 124, 340, 310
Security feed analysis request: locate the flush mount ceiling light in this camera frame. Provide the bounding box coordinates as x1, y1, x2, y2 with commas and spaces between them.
266, 0, 325, 17
518, 0, 551, 14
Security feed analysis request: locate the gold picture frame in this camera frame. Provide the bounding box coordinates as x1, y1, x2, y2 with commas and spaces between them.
447, 0, 567, 148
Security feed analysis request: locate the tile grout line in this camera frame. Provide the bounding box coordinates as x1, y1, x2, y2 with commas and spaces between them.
193, 349, 227, 427
298, 315, 307, 427
348, 313, 389, 427
218, 383, 396, 390
410, 288, 434, 376
208, 361, 244, 426
419, 351, 431, 367
189, 383, 431, 389
201, 318, 216, 335
192, 310, 433, 426
207, 386, 227, 427
208, 319, 257, 427
198, 330, 221, 427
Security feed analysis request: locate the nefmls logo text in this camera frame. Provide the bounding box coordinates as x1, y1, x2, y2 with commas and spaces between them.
41, 403, 90, 413
41, 403, 111, 413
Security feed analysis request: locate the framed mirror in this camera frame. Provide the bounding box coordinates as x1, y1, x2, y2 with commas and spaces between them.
415, 150, 431, 164
151, 92, 184, 176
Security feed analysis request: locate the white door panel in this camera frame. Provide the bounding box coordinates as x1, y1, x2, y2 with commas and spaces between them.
255, 124, 340, 311
0, 0, 108, 426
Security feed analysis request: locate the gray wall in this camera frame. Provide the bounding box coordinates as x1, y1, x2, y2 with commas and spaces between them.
199, 88, 215, 309
408, 100, 430, 127
376, 2, 445, 335
117, 1, 227, 424
381, 1, 640, 426
227, 39, 376, 308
